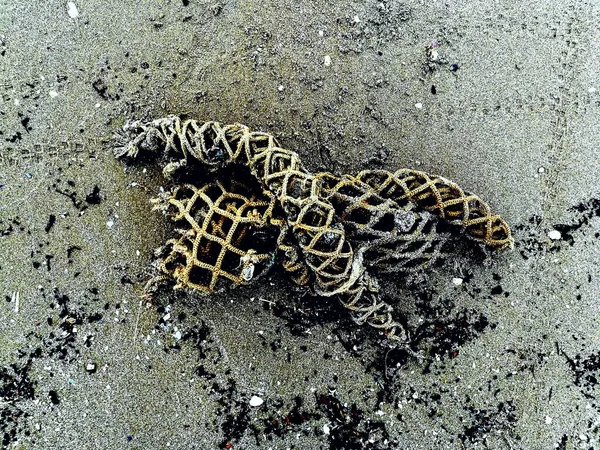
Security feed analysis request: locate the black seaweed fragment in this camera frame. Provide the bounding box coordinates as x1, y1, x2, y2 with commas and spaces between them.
85, 185, 102, 204
459, 401, 517, 445
44, 214, 56, 233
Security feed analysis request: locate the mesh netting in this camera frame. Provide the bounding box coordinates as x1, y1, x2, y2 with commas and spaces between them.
150, 178, 283, 293
116, 116, 513, 341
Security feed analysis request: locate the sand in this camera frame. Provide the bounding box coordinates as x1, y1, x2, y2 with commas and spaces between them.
1, 1, 599, 448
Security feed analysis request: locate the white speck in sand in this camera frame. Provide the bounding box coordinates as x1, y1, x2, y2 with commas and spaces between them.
318, 30, 324, 37
545, 416, 552, 424
106, 219, 114, 228
548, 229, 561, 240
86, 363, 96, 371
95, 103, 100, 108
14, 98, 19, 106
163, 313, 171, 321
538, 166, 545, 173
173, 331, 182, 340
278, 85, 284, 92
415, 103, 423, 109
352, 15, 360, 23
323, 424, 330, 435
324, 55, 331, 66
589, 87, 596, 93
452, 277, 463, 286
249, 396, 264, 407
49, 90, 59, 98
67, 2, 79, 19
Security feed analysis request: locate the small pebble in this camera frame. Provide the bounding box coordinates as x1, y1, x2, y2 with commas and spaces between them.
277, 85, 284, 92
548, 229, 561, 241
173, 331, 182, 340
538, 166, 545, 173
249, 396, 264, 407
545, 416, 552, 424
67, 2, 79, 19
414, 103, 423, 109
452, 277, 463, 286
323, 424, 330, 435
106, 220, 114, 229
324, 55, 331, 66
49, 90, 59, 98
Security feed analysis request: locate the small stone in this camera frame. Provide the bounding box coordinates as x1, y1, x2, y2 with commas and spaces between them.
324, 55, 331, 66
538, 166, 545, 173
106, 220, 114, 229
277, 85, 284, 92
67, 2, 79, 19
548, 230, 561, 240
49, 90, 59, 98
323, 424, 330, 435
249, 395, 264, 407
545, 416, 552, 424
452, 277, 463, 286
414, 103, 423, 109
173, 330, 182, 340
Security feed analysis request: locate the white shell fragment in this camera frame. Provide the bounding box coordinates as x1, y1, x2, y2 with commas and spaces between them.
67, 2, 79, 19
452, 277, 463, 286
324, 55, 331, 66
548, 229, 561, 240
249, 395, 264, 407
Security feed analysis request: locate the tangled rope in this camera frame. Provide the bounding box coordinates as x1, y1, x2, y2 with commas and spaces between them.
115, 116, 512, 341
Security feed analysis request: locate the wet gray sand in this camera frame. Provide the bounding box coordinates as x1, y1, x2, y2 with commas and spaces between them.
1, 1, 599, 448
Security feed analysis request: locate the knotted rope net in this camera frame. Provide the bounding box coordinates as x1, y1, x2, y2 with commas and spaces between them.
115, 116, 512, 341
